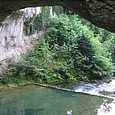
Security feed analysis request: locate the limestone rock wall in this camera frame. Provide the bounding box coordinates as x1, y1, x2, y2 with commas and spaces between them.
0, 7, 53, 61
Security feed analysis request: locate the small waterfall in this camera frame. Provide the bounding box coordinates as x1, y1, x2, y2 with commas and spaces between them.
59, 79, 115, 115
73, 79, 115, 115
0, 7, 55, 61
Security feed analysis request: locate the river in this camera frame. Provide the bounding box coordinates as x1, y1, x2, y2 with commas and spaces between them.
0, 79, 115, 115
58, 79, 115, 115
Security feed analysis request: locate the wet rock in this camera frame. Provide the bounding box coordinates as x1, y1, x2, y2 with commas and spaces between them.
100, 90, 115, 97
100, 90, 111, 96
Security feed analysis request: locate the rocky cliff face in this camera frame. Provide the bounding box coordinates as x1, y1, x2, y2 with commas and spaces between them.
0, 0, 115, 33
0, 7, 55, 61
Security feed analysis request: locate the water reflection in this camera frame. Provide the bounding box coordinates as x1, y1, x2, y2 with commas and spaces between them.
97, 100, 115, 115
25, 108, 44, 115
0, 85, 113, 115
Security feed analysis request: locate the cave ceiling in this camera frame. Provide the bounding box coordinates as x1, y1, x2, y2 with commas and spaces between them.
0, 0, 115, 32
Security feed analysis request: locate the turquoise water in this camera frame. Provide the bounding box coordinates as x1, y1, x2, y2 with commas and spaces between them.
0, 85, 112, 115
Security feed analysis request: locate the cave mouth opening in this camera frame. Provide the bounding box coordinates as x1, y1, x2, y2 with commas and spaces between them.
1, 0, 115, 33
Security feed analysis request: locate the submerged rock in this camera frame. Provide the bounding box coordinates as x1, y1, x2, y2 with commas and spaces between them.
67, 110, 72, 115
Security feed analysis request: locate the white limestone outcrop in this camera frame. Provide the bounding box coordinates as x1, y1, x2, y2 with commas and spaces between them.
0, 7, 55, 61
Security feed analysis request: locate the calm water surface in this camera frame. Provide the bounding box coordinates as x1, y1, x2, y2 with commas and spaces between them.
0, 85, 112, 115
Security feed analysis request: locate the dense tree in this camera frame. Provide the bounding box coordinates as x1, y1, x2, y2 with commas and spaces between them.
1, 6, 115, 84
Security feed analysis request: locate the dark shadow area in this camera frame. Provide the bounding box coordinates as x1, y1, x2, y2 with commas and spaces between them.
25, 108, 44, 115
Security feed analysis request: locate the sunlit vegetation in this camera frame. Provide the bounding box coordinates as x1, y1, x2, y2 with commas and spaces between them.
1, 6, 115, 84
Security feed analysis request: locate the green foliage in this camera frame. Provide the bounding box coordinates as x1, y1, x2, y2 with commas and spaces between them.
2, 8, 115, 84
45, 14, 114, 80
24, 6, 51, 36
107, 34, 115, 64
52, 6, 64, 15
24, 6, 64, 36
